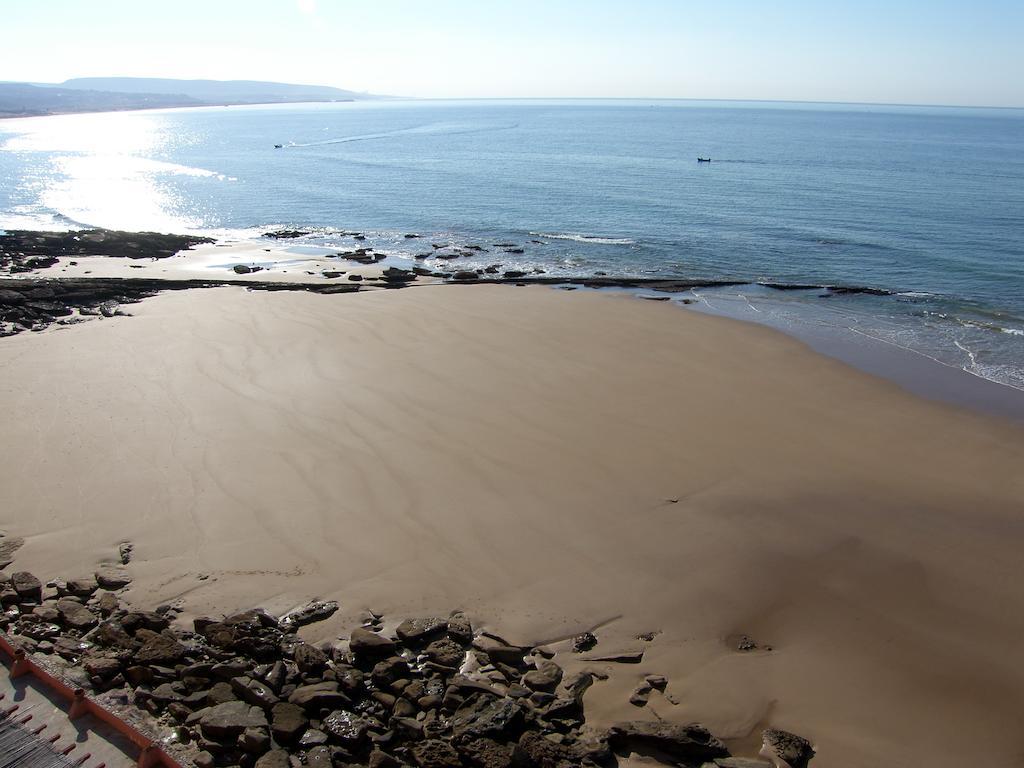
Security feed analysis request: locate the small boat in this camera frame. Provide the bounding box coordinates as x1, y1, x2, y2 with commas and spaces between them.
697, 157, 711, 163
274, 144, 283, 149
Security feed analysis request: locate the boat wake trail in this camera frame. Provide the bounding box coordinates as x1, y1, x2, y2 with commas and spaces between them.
285, 122, 519, 149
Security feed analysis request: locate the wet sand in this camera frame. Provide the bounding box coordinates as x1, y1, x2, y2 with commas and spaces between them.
2, 284, 1023, 767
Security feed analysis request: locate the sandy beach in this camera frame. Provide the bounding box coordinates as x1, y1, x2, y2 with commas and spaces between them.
2, 282, 1023, 765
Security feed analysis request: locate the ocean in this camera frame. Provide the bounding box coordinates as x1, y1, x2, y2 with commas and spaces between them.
1, 99, 1023, 391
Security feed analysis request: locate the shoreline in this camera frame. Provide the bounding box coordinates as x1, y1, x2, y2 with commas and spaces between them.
2, 281, 1024, 766
3, 226, 1023, 423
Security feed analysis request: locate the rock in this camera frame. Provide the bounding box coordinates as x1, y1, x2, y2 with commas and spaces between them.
253, 750, 290, 768
502, 271, 527, 279
118, 542, 133, 564
262, 230, 309, 239
270, 702, 308, 743
288, 681, 349, 711
96, 592, 119, 615
306, 746, 335, 768
293, 642, 328, 673
231, 676, 280, 709
199, 701, 268, 739
279, 600, 338, 630
94, 566, 132, 590
512, 731, 589, 768
10, 571, 42, 602
708, 759, 774, 768
452, 697, 525, 743
396, 617, 448, 646
368, 749, 405, 768
425, 637, 465, 668
64, 577, 98, 598
760, 728, 815, 768
239, 725, 271, 754
451, 271, 478, 281
645, 674, 668, 691
412, 739, 462, 768
349, 626, 395, 657
447, 613, 473, 644
134, 633, 186, 665
571, 632, 597, 653
607, 721, 729, 764
193, 751, 215, 768
458, 737, 514, 768
475, 641, 527, 668
629, 684, 652, 707
522, 660, 563, 692
121, 611, 170, 634
83, 655, 121, 680
299, 728, 329, 748
94, 620, 136, 650
371, 656, 410, 687
56, 598, 97, 630
322, 709, 370, 746
207, 681, 237, 706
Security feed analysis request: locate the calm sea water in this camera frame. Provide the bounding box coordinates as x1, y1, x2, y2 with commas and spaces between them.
1, 99, 1023, 388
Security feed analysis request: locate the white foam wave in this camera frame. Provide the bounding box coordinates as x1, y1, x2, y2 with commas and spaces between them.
529, 231, 635, 245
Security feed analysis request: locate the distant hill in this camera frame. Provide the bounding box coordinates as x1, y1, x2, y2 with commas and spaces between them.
0, 78, 381, 118
0, 82, 202, 118
61, 78, 373, 105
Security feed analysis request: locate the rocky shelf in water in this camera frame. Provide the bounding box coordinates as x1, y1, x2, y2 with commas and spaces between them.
0, 560, 815, 768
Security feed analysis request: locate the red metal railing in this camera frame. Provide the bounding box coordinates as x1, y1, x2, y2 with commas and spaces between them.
0, 633, 184, 768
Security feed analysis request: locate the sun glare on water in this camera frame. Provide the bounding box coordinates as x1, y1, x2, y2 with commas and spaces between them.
2, 111, 216, 232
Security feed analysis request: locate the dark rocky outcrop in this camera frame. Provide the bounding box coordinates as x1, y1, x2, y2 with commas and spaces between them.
0, 560, 811, 768
607, 721, 729, 764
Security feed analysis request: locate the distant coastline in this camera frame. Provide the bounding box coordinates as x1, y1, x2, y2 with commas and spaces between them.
0, 77, 381, 119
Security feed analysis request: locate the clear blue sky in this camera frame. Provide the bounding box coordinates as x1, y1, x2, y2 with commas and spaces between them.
4, 0, 1022, 107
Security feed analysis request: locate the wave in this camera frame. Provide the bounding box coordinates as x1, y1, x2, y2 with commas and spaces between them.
529, 231, 636, 245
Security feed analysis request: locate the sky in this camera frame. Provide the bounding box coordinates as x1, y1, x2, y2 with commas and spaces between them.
2, 0, 1023, 107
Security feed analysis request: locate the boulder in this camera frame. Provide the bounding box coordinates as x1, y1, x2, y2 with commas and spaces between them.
121, 611, 170, 634
231, 676, 280, 709
94, 566, 132, 590
606, 721, 729, 764
270, 701, 308, 743
279, 600, 338, 630
305, 746, 336, 768
293, 642, 328, 673
10, 571, 42, 602
396, 617, 448, 646
321, 710, 370, 746
452, 697, 526, 743
198, 701, 268, 739
288, 681, 350, 711
512, 731, 588, 768
425, 637, 465, 668
83, 656, 121, 680
56, 598, 97, 631
64, 577, 98, 598
411, 739, 462, 768
522, 660, 563, 692
760, 728, 815, 768
134, 633, 186, 665
239, 725, 271, 754
349, 626, 395, 657
253, 750, 290, 768
571, 632, 598, 653
457, 738, 514, 768
445, 612, 473, 644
